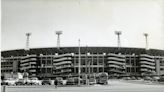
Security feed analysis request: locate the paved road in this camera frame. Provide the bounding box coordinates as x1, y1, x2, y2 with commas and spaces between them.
2, 80, 164, 92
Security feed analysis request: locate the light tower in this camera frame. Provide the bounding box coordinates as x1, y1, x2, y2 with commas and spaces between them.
78, 39, 81, 85
143, 33, 149, 50
115, 31, 122, 49
55, 31, 62, 49
25, 33, 31, 51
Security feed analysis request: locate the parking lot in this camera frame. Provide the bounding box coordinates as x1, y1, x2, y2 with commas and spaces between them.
2, 80, 164, 92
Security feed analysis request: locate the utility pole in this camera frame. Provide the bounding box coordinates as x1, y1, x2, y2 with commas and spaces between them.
25, 33, 31, 51
55, 31, 62, 49
143, 33, 149, 50
115, 31, 122, 49
78, 39, 81, 85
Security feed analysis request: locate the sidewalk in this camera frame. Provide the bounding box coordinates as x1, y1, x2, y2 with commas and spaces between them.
119, 79, 164, 85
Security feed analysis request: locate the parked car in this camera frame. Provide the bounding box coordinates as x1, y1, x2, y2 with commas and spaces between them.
88, 74, 96, 85
144, 77, 152, 81
15, 78, 31, 85
15, 79, 25, 85
136, 77, 143, 80
89, 78, 96, 85
73, 77, 83, 85
151, 76, 160, 81
157, 76, 164, 82
30, 77, 41, 85
81, 75, 88, 85
42, 79, 52, 85
66, 78, 75, 85
122, 77, 131, 80
131, 76, 136, 80
1, 80, 8, 85
2, 78, 18, 86
96, 72, 108, 85
56, 77, 64, 85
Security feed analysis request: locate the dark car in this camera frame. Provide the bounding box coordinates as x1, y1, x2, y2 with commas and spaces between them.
42, 79, 51, 85
66, 78, 75, 85
158, 78, 164, 82
97, 72, 108, 85
74, 77, 83, 85
56, 77, 63, 85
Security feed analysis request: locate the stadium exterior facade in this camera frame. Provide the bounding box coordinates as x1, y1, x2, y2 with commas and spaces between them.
1, 47, 164, 79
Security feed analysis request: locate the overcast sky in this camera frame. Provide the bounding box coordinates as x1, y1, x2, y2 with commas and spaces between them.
1, 0, 164, 51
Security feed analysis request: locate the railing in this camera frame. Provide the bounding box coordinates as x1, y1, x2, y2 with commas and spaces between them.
1, 56, 21, 59
20, 65, 37, 70
108, 65, 124, 69
20, 63, 29, 66
73, 65, 104, 67
140, 68, 148, 72
61, 69, 72, 72
107, 61, 125, 65
21, 58, 37, 63
140, 54, 154, 58
53, 61, 72, 66
55, 65, 72, 69
39, 65, 53, 68
140, 61, 155, 66
140, 58, 155, 62
20, 66, 31, 70
30, 66, 37, 68
140, 69, 155, 73
140, 65, 155, 69
107, 53, 125, 58
107, 57, 125, 62
53, 57, 72, 62
20, 62, 36, 67
55, 69, 72, 74
1, 67, 13, 70
109, 69, 125, 74
29, 69, 36, 72
54, 54, 72, 58
74, 54, 106, 57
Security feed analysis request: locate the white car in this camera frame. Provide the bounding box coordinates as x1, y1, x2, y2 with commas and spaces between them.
30, 77, 41, 85
2, 78, 18, 85
15, 78, 31, 85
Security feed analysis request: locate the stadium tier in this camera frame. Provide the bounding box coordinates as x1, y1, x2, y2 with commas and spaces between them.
1, 47, 164, 79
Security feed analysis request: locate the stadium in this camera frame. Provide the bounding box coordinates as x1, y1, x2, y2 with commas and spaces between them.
1, 46, 164, 79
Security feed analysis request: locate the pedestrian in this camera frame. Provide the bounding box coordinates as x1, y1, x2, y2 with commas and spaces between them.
54, 78, 58, 88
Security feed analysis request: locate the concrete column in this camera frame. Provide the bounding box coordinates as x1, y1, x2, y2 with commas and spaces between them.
156, 59, 160, 76
2, 86, 7, 92
97, 53, 99, 73
103, 55, 104, 72
92, 54, 93, 73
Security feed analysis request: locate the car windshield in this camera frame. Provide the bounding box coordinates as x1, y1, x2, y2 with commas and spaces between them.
43, 79, 50, 80
19, 79, 24, 81
30, 78, 37, 80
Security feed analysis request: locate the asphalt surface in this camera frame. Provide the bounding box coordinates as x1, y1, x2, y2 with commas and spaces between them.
1, 80, 164, 92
